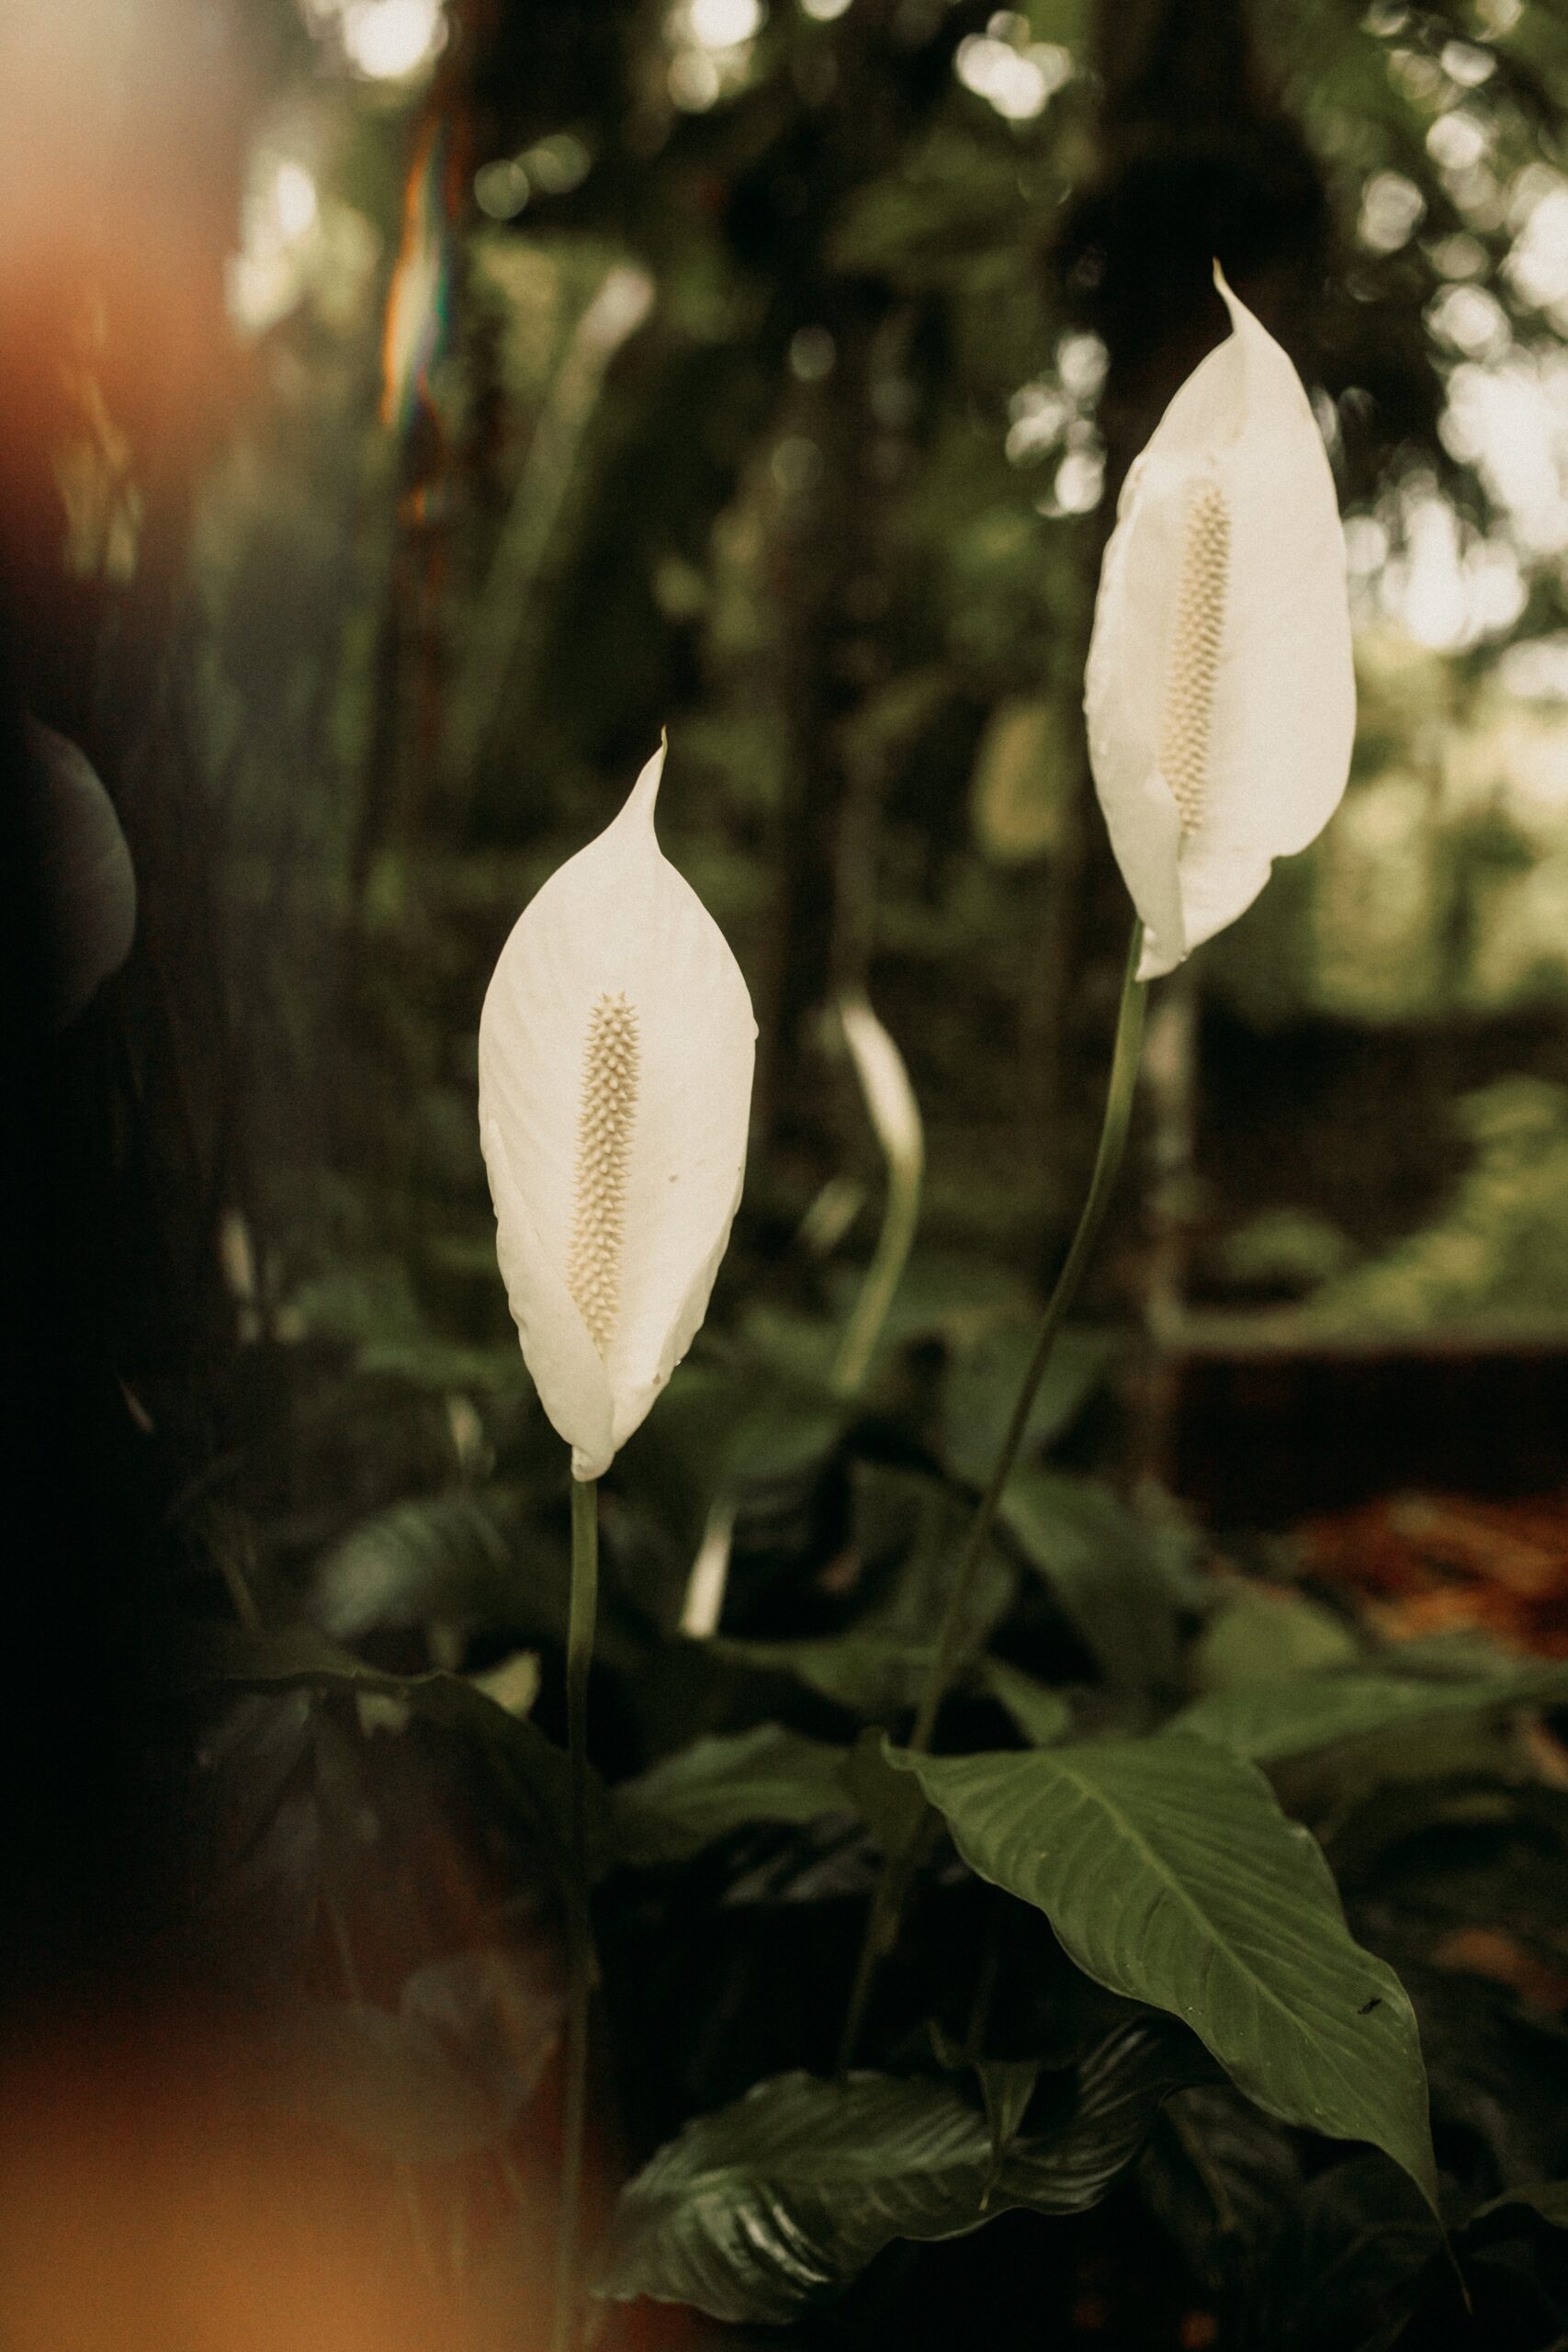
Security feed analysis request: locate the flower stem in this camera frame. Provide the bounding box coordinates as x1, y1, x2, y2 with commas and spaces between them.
555, 1473, 599, 2352
837, 920, 1147, 2069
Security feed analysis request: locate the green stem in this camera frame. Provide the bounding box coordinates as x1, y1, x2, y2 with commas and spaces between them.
838, 920, 1147, 2068
555, 1474, 599, 2352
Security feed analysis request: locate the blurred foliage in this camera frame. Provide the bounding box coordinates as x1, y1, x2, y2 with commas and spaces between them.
1313, 1075, 1568, 1329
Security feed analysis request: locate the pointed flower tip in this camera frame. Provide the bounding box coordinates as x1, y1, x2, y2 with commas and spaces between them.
1212, 259, 1249, 339
622, 737, 667, 832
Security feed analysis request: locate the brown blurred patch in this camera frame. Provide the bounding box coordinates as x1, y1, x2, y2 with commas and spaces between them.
1431, 1928, 1568, 2014
1300, 1489, 1568, 1657
0, 2007, 546, 2351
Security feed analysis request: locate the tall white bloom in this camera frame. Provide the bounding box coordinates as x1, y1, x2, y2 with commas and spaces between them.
1084, 266, 1356, 982
479, 742, 756, 1480
829, 991, 924, 1399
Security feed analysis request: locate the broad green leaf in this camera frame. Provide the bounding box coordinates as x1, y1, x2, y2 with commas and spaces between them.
863, 1246, 1027, 1347
1178, 1661, 1568, 1765
827, 132, 1048, 288
597, 2019, 1210, 2322
942, 1322, 1116, 1488
611, 1726, 852, 1866
599, 2073, 994, 2321
1001, 1471, 1197, 1690
895, 1734, 1438, 2209
712, 1633, 1061, 1732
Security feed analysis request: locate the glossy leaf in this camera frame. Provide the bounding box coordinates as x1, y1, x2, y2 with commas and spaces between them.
598, 2018, 1210, 2322
896, 1734, 1438, 2208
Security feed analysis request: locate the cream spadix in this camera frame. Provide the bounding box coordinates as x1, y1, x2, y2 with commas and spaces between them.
1084, 266, 1356, 981
479, 742, 756, 1480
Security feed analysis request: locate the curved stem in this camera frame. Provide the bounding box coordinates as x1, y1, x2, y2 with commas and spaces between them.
555, 1474, 599, 2352
838, 920, 1146, 2068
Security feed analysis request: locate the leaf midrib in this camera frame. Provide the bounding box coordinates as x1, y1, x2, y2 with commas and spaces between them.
956, 1749, 1387, 2081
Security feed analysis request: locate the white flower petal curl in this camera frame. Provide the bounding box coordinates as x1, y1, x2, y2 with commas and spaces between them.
1084, 268, 1356, 981
479, 742, 756, 1477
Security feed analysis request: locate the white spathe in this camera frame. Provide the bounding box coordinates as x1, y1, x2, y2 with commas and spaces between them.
1084, 266, 1356, 982
839, 992, 922, 1192
479, 742, 756, 1479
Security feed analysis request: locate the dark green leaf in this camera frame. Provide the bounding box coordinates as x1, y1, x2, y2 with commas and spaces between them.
978, 1657, 1072, 1745
1236, 2154, 1440, 2352
597, 2018, 1209, 2323
1464, 2180, 1568, 2241
842, 1726, 931, 1851
1008, 2016, 1221, 2212
598, 2072, 998, 2322
1000, 1471, 1196, 1690
1140, 2084, 1304, 2294
942, 1322, 1115, 1489
311, 1490, 520, 1640
611, 1726, 852, 1867
895, 1734, 1438, 2209
976, 2058, 1038, 2195
848, 1461, 1015, 1656
186, 1622, 598, 1877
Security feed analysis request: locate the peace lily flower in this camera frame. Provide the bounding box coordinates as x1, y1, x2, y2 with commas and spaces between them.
1084, 266, 1356, 982
479, 741, 756, 1480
